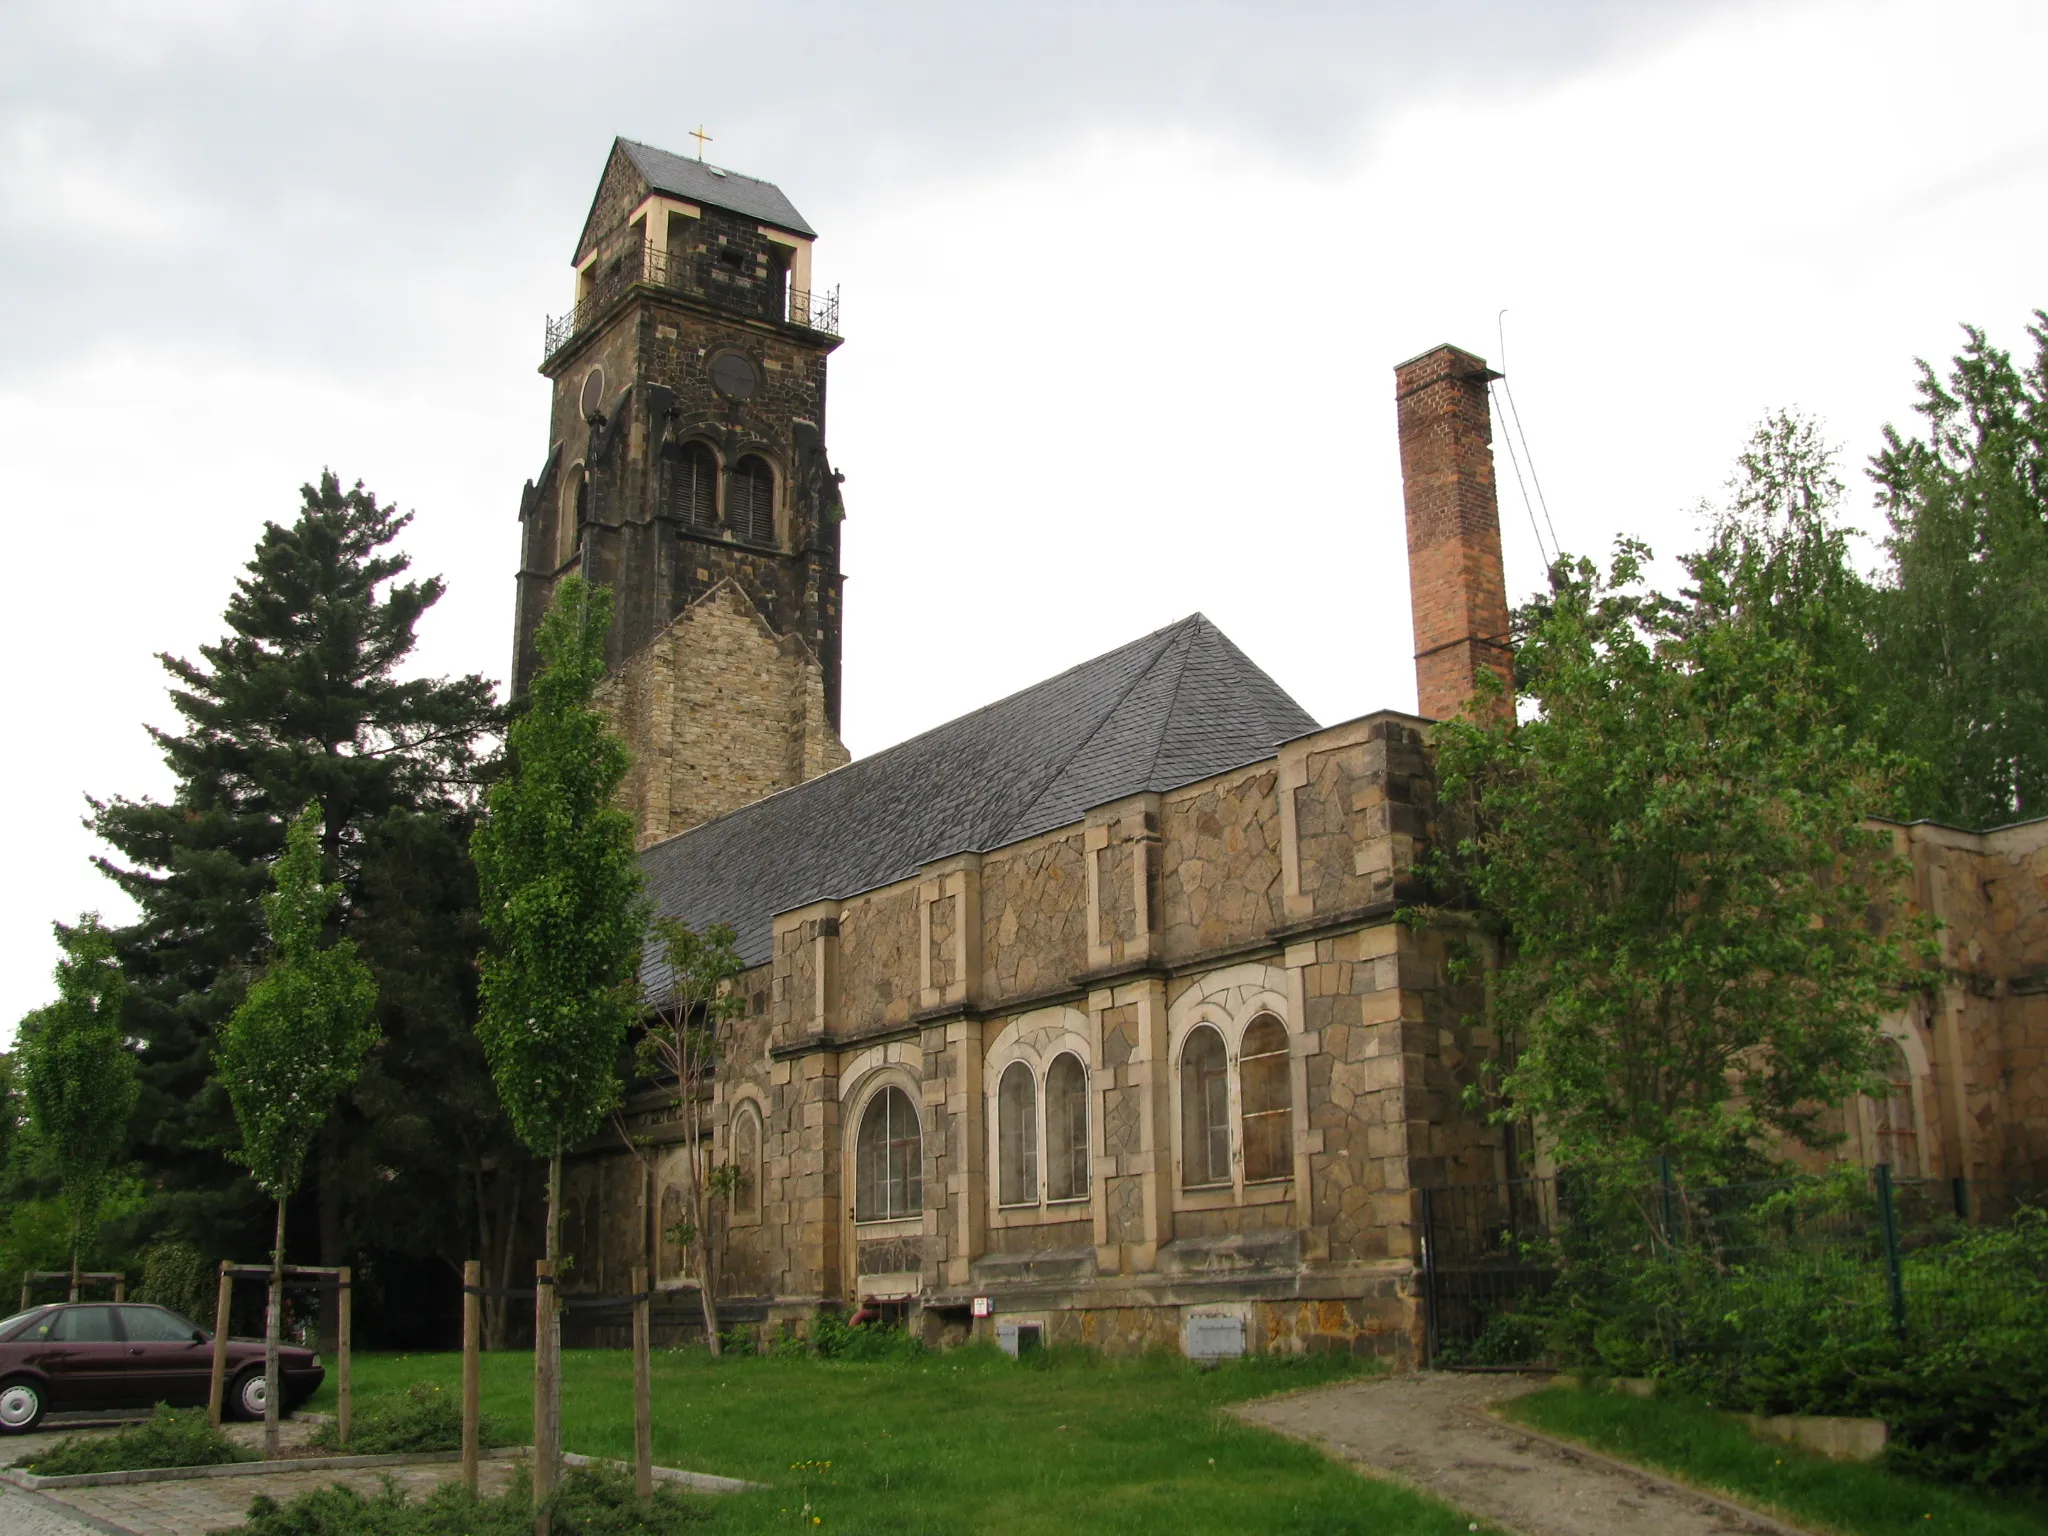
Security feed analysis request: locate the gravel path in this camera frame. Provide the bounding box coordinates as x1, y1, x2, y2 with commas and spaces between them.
1232, 1372, 1814, 1536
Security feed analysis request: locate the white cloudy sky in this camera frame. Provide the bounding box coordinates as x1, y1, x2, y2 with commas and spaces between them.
3, 0, 2044, 1036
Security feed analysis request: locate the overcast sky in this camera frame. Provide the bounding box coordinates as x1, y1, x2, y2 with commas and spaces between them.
4, 0, 2044, 1037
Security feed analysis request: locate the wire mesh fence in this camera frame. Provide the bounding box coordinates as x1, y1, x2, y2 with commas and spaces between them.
1419, 1165, 2048, 1367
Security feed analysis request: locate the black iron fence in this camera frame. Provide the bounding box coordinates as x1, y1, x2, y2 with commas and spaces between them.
1418, 1165, 2048, 1367
543, 241, 842, 360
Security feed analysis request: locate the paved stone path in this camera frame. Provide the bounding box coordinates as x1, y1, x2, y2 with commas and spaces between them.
1232, 1372, 1814, 1536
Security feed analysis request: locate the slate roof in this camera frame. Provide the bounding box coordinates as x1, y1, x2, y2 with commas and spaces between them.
619, 139, 817, 238
639, 615, 1319, 980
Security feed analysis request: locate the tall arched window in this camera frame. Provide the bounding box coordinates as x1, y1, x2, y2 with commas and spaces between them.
556, 464, 586, 568
1180, 1026, 1231, 1189
997, 1062, 1039, 1206
1046, 1053, 1090, 1202
662, 441, 718, 526
854, 1086, 922, 1222
1239, 1015, 1293, 1182
729, 455, 776, 544
1872, 1039, 1919, 1178
731, 1105, 762, 1217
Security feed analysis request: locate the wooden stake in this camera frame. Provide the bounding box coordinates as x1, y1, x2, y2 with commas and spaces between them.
337, 1266, 352, 1448
18, 1272, 27, 1314
534, 1257, 557, 1536
208, 1261, 233, 1428
113, 1276, 126, 1302
632, 1264, 652, 1499
462, 1259, 481, 1492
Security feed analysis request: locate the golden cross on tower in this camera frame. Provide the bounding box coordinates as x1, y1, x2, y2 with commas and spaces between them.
690, 124, 713, 161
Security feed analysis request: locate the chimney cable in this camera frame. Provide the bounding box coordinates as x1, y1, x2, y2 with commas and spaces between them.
1495, 310, 1563, 565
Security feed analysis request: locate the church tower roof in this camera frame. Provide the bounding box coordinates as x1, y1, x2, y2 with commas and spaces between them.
640, 615, 1319, 970
616, 138, 818, 238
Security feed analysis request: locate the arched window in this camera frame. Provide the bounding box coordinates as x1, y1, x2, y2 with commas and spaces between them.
1873, 1039, 1919, 1179
997, 1062, 1039, 1206
556, 464, 586, 568
1046, 1053, 1090, 1202
731, 1105, 761, 1217
1180, 1026, 1230, 1189
657, 1184, 688, 1280
854, 1085, 922, 1222
1239, 1015, 1293, 1182
662, 440, 718, 526
729, 455, 776, 544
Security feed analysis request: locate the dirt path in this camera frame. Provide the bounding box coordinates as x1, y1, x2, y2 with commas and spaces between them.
1232, 1372, 1813, 1536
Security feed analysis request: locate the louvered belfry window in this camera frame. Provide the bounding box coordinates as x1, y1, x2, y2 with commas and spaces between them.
662, 441, 718, 527
855, 1086, 922, 1222
730, 455, 776, 544
1045, 1053, 1090, 1202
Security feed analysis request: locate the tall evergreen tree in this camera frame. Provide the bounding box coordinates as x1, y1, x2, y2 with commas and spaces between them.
89, 473, 509, 1289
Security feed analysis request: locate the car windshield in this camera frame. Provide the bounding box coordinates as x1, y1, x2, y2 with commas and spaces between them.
0, 1306, 54, 1340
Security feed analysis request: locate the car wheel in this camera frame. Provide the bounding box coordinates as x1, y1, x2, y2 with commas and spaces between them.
0, 1378, 46, 1435
232, 1367, 270, 1422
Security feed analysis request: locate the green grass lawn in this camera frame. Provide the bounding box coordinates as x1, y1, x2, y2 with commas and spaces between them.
1500, 1384, 2048, 1536
302, 1346, 1495, 1535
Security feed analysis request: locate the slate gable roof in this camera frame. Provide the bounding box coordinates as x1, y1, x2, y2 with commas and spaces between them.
619, 139, 818, 238
639, 615, 1318, 980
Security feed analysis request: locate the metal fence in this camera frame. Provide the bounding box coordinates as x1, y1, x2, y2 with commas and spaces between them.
543, 241, 842, 361
1418, 1165, 2048, 1367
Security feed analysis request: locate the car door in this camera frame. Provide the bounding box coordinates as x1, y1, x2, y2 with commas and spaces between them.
40, 1306, 127, 1409
116, 1305, 213, 1408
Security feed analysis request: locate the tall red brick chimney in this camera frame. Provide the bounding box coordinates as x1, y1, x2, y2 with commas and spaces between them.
1395, 343, 1513, 722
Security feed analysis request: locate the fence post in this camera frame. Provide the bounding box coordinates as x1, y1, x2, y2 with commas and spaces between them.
462, 1259, 481, 1493
1875, 1162, 1906, 1338
632, 1263, 653, 1499
17, 1272, 26, 1314
1417, 1187, 1439, 1369
337, 1267, 352, 1449
208, 1261, 233, 1427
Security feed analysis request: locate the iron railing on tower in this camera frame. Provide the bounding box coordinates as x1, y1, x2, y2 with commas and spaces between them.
543, 240, 841, 363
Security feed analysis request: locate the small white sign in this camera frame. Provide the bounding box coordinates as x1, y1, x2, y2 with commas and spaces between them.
971, 1295, 992, 1317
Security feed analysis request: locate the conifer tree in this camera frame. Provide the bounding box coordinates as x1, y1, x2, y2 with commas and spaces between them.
89, 473, 506, 1284
471, 575, 643, 1520
16, 915, 139, 1299
217, 806, 378, 1455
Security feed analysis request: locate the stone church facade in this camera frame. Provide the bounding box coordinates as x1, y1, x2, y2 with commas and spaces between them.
518, 142, 2048, 1361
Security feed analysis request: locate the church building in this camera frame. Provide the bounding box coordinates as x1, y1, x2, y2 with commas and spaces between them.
515, 140, 2048, 1361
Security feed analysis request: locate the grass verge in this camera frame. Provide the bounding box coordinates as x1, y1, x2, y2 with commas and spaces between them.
1498, 1384, 2048, 1536
303, 1347, 1496, 1535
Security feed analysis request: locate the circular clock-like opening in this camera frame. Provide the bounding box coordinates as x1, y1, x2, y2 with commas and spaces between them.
578, 366, 606, 419
709, 352, 760, 400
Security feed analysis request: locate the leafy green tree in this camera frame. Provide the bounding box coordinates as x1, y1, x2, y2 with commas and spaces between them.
471, 575, 642, 1512
87, 472, 505, 1305
15, 915, 139, 1298
1435, 539, 1923, 1189
636, 919, 746, 1355
1870, 314, 2048, 826
217, 806, 378, 1454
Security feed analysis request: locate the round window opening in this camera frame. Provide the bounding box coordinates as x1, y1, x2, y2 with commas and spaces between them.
577, 366, 606, 419
709, 352, 760, 400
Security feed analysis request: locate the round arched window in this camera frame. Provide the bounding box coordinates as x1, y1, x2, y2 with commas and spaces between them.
854, 1086, 922, 1222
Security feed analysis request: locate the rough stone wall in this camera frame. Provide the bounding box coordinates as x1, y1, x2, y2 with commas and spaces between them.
838, 888, 921, 1034
600, 581, 847, 848
979, 832, 1087, 1002
1158, 770, 1283, 954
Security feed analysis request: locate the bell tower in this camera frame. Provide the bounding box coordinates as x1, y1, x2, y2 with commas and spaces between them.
513, 138, 850, 846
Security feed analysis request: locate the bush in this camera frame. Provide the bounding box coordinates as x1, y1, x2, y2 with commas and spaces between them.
236, 1464, 706, 1535
136, 1240, 213, 1326
16, 1403, 240, 1475
808, 1313, 924, 1362
312, 1381, 502, 1456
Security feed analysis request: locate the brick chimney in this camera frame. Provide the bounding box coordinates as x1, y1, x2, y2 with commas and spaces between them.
1395, 343, 1513, 722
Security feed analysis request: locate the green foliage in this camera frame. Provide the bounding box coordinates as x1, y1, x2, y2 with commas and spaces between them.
16, 1404, 240, 1475
310, 1379, 503, 1455
217, 807, 379, 1202
14, 914, 139, 1275
235, 1465, 706, 1536
1433, 539, 1920, 1181
1870, 314, 2048, 826
1504, 1385, 2048, 1536
135, 1239, 214, 1325
472, 576, 643, 1161
805, 1315, 925, 1363
87, 471, 504, 1273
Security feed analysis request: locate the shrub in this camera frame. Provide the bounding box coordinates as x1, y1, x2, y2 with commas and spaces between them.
808, 1313, 924, 1362
236, 1464, 706, 1535
311, 1381, 504, 1456
136, 1240, 213, 1326
16, 1403, 240, 1475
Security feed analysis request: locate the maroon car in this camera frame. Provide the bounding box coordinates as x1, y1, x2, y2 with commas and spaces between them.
0, 1302, 323, 1433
